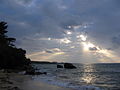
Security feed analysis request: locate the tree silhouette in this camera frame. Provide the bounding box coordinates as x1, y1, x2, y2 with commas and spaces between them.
0, 21, 16, 47
0, 21, 31, 69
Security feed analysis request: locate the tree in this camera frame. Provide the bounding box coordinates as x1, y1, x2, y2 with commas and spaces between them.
0, 21, 31, 69
0, 22, 8, 35
0, 21, 16, 46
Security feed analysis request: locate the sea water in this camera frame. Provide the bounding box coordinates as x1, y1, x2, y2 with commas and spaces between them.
32, 63, 120, 90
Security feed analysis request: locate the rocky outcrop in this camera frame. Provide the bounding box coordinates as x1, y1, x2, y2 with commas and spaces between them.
64, 63, 76, 69
57, 65, 63, 68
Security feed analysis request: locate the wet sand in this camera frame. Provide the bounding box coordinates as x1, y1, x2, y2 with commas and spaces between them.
0, 71, 74, 90
21, 79, 74, 90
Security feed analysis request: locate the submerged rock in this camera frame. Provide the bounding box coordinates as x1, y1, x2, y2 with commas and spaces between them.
8, 86, 20, 90
57, 65, 63, 68
25, 68, 47, 75
64, 63, 76, 69
35, 72, 47, 75
25, 69, 35, 75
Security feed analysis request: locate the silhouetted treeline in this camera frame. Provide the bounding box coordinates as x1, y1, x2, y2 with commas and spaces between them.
0, 21, 31, 69
31, 61, 58, 64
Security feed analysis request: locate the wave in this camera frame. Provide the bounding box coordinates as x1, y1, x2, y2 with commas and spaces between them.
33, 75, 102, 90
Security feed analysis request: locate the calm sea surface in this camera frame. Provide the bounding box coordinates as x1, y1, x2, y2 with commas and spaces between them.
33, 63, 120, 90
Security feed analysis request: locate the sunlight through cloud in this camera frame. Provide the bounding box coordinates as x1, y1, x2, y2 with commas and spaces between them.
65, 30, 72, 35
60, 38, 71, 44
77, 34, 87, 41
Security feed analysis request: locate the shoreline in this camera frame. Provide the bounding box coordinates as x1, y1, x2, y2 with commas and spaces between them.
21, 78, 75, 90
0, 71, 74, 90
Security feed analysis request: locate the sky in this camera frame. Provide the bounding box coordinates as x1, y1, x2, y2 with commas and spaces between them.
1, 0, 120, 63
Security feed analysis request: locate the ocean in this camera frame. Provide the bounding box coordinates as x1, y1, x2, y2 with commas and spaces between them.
32, 63, 120, 90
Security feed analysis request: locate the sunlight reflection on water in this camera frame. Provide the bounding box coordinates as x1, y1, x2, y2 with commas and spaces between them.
81, 64, 97, 84
34, 63, 120, 90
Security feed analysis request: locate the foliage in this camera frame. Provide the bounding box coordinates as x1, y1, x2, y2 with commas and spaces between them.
0, 21, 31, 69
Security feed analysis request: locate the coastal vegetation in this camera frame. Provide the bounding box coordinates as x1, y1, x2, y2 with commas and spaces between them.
0, 21, 31, 70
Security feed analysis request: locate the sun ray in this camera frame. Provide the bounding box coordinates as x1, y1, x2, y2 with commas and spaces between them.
79, 34, 118, 61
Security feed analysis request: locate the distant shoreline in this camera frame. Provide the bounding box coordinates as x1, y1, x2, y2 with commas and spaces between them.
31, 61, 120, 64
31, 61, 64, 64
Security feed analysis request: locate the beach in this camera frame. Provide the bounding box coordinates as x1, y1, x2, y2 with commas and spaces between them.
1, 63, 120, 90
0, 71, 74, 90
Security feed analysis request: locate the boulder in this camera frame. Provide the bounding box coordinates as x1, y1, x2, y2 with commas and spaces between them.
35, 72, 47, 75
64, 63, 76, 69
25, 69, 35, 75
25, 69, 47, 75
57, 65, 63, 68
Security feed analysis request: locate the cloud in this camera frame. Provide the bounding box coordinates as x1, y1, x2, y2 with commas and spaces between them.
27, 48, 65, 61
45, 50, 53, 53
45, 48, 62, 53
1, 0, 120, 40
111, 34, 120, 49
89, 47, 98, 51
1, 0, 120, 63
15, 0, 33, 4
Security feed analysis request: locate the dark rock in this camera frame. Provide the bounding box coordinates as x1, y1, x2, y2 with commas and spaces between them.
3, 69, 18, 73
57, 65, 63, 68
42, 72, 47, 75
25, 68, 35, 75
8, 86, 20, 90
64, 63, 76, 69
35, 72, 47, 75
25, 68, 47, 75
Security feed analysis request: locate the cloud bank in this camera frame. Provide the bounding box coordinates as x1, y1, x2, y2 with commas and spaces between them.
1, 0, 120, 63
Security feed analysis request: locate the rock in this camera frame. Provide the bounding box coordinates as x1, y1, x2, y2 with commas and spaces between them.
25, 69, 47, 75
8, 86, 20, 90
64, 63, 76, 69
3, 69, 19, 73
25, 68, 35, 75
57, 65, 63, 68
35, 72, 47, 75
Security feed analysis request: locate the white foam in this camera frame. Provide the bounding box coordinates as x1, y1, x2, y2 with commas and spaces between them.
33, 75, 103, 90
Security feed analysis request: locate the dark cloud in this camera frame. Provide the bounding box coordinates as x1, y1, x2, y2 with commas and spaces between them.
89, 47, 98, 51
17, 0, 33, 4
45, 48, 62, 53
1, 0, 120, 41
45, 50, 53, 53
112, 34, 120, 49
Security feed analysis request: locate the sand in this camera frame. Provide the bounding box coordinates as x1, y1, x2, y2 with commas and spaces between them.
21, 79, 74, 90
0, 71, 74, 90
